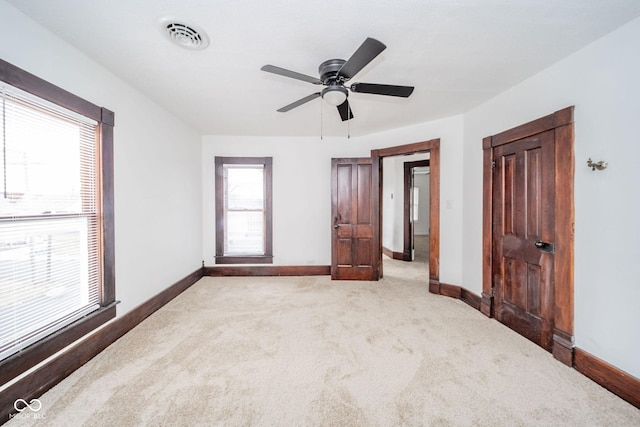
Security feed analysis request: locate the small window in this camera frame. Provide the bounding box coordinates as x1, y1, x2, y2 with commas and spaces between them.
215, 157, 272, 264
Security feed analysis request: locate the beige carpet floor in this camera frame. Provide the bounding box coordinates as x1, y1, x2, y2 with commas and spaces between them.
7, 258, 639, 426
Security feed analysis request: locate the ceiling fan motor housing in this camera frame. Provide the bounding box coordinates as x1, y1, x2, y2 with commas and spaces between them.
319, 59, 346, 83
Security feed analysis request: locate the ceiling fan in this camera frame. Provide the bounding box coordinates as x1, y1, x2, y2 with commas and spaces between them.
261, 37, 414, 121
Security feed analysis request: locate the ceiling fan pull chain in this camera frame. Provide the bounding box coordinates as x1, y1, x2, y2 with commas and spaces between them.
320, 97, 323, 140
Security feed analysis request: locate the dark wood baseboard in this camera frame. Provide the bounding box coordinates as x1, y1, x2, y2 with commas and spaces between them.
460, 288, 482, 311
1, 267, 203, 425
429, 279, 440, 294
382, 246, 392, 258
117, 268, 203, 328
429, 280, 482, 311
480, 291, 494, 318
574, 348, 640, 409
203, 265, 331, 276
382, 246, 405, 260
552, 328, 574, 367
440, 282, 462, 299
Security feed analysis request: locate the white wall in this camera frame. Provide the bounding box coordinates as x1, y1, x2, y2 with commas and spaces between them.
381, 157, 398, 251
203, 115, 464, 284
462, 17, 640, 378
0, 1, 203, 316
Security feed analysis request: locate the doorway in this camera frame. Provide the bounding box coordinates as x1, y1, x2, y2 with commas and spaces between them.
372, 139, 440, 288
381, 156, 429, 262
404, 160, 430, 262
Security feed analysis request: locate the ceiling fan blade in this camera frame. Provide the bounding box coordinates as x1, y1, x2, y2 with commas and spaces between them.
350, 83, 414, 97
277, 92, 321, 112
338, 37, 386, 80
336, 99, 354, 121
261, 65, 322, 85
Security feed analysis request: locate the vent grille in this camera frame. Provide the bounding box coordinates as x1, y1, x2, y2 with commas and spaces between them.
160, 18, 209, 50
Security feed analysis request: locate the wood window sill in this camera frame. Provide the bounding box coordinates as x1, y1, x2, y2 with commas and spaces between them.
215, 255, 273, 264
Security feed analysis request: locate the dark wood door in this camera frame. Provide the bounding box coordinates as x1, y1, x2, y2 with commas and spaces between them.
331, 158, 376, 280
492, 130, 555, 351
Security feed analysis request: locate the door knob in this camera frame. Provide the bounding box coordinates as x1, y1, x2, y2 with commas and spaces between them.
534, 241, 555, 253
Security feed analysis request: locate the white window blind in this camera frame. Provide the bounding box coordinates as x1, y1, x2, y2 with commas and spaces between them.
223, 165, 265, 255
0, 83, 101, 362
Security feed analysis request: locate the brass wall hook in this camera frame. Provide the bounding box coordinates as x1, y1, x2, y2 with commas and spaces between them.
587, 158, 607, 171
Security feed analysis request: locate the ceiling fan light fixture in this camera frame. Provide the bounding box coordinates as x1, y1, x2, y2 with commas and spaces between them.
321, 86, 348, 106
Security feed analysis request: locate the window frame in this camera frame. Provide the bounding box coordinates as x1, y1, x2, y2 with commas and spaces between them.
0, 59, 116, 384
215, 156, 273, 264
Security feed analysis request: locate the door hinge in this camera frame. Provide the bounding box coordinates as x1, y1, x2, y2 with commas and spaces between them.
490, 288, 495, 298
491, 160, 496, 170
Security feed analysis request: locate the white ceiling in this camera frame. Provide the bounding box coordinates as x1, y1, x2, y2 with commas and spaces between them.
7, 0, 640, 137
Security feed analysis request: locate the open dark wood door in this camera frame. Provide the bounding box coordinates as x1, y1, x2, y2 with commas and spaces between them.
331, 158, 378, 280
492, 130, 555, 351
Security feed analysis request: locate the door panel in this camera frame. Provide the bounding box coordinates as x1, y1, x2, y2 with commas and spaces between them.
493, 130, 555, 351
332, 158, 376, 280
357, 165, 372, 223
336, 165, 352, 220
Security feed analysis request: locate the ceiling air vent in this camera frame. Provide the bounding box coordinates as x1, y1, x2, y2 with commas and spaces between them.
159, 18, 209, 50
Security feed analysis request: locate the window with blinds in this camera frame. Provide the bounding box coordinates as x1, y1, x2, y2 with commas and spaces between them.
224, 164, 265, 255
215, 157, 273, 264
0, 82, 101, 362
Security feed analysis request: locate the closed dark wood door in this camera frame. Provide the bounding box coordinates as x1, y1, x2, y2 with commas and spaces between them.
331, 158, 376, 280
493, 130, 555, 351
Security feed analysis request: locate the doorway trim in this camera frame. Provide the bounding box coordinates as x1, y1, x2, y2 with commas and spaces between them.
371, 139, 440, 287
482, 106, 575, 366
